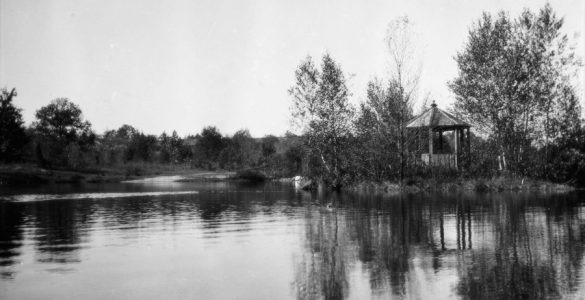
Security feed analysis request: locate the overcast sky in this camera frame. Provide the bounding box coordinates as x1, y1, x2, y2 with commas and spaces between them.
1, 0, 584, 137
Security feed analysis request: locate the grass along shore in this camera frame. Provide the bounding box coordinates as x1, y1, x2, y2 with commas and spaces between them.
346, 175, 575, 193
1, 163, 576, 195
0, 163, 236, 185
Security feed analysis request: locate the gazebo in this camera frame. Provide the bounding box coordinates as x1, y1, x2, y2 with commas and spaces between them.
406, 102, 471, 169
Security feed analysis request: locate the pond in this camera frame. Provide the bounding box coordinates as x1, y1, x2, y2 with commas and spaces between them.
1, 180, 584, 299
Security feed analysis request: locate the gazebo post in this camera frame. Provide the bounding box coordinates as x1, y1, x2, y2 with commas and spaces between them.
438, 130, 443, 151
460, 129, 465, 153
454, 129, 459, 169
428, 127, 433, 155
466, 128, 471, 167
454, 129, 459, 155
466, 128, 471, 154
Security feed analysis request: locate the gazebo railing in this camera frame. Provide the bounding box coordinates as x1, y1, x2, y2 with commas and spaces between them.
421, 153, 458, 169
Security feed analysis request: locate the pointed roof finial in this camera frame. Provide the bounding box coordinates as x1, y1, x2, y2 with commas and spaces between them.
431, 100, 437, 108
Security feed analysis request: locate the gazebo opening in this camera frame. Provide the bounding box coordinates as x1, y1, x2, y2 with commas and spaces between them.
406, 102, 471, 169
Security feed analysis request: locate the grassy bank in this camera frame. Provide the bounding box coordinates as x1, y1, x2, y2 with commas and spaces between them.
174, 169, 267, 182
0, 164, 122, 184
0, 163, 207, 185
2, 163, 574, 194
346, 175, 575, 194
0, 163, 265, 185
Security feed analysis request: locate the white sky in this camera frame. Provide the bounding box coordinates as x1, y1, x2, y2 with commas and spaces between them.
1, 0, 584, 137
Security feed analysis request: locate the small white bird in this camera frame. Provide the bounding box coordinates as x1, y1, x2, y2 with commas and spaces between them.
325, 202, 334, 211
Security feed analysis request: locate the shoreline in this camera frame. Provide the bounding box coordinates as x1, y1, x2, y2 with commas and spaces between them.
0, 164, 236, 185
0, 164, 578, 194
345, 176, 576, 194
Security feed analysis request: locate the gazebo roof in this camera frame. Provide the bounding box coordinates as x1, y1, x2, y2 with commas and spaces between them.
406, 102, 470, 129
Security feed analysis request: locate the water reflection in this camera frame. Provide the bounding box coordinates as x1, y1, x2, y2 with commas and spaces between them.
454, 194, 585, 299
32, 199, 94, 265
0, 202, 24, 279
0, 182, 584, 299
292, 192, 585, 299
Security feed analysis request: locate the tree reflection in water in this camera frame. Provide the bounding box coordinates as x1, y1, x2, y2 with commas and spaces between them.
0, 184, 583, 299
32, 200, 94, 264
293, 197, 350, 300
0, 202, 24, 279
455, 194, 585, 299
292, 191, 585, 299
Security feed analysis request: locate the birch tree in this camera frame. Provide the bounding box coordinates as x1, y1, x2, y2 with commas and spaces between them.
450, 4, 582, 172
289, 54, 354, 188
360, 17, 419, 182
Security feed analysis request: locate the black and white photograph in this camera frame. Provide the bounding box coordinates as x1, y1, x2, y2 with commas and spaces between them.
1, 0, 584, 299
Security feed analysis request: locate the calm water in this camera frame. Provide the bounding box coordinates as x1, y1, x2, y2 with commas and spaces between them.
1, 179, 584, 299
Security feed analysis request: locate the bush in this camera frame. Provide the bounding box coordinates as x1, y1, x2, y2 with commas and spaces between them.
234, 169, 266, 181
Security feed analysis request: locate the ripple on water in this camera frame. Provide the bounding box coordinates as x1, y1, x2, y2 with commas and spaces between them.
1, 191, 200, 202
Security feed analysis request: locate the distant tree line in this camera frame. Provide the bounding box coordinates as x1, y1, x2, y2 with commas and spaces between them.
288, 5, 585, 188
0, 93, 305, 177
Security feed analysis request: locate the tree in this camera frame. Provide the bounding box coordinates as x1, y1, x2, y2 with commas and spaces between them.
193, 126, 225, 169
449, 4, 582, 172
159, 130, 186, 164
385, 16, 420, 100
384, 16, 420, 182
34, 98, 94, 145
354, 102, 389, 180
359, 78, 414, 181
284, 143, 304, 175
98, 124, 140, 165
159, 132, 172, 163
260, 135, 278, 169
354, 17, 419, 182
116, 124, 139, 140
33, 98, 95, 166
126, 133, 157, 162
169, 130, 185, 163
289, 54, 354, 188
261, 135, 278, 159
0, 88, 28, 162
219, 129, 259, 169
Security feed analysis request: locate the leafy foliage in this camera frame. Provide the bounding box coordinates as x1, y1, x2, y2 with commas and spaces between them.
32, 98, 95, 167
289, 54, 355, 188
356, 79, 416, 181
192, 126, 224, 169
0, 88, 28, 162
219, 129, 260, 170
34, 98, 94, 145
449, 4, 582, 175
